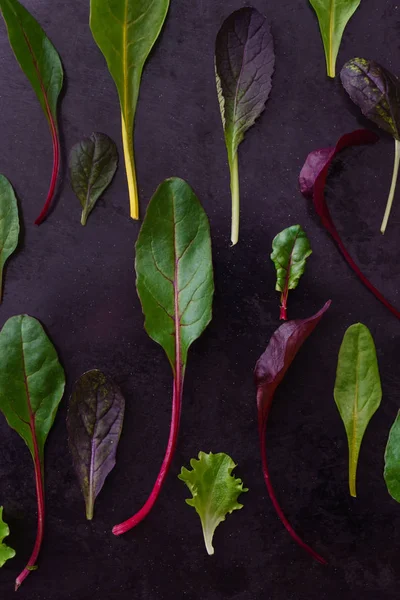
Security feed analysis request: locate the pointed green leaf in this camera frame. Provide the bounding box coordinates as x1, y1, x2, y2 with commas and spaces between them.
384, 412, 400, 503
0, 507, 15, 568
0, 0, 63, 224
309, 0, 361, 78
0, 175, 19, 302
90, 0, 170, 220
270, 225, 312, 320
69, 133, 118, 226
334, 323, 382, 497
178, 452, 248, 555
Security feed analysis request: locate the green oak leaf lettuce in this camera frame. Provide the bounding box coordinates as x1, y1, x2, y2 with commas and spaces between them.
0, 315, 65, 589
309, 0, 361, 78
90, 0, 170, 220
270, 225, 312, 320
334, 323, 382, 497
178, 452, 248, 555
0, 507, 15, 568
112, 178, 214, 536
215, 7, 275, 245
0, 175, 19, 302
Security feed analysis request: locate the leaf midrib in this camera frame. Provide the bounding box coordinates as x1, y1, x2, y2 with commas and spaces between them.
329, 0, 335, 71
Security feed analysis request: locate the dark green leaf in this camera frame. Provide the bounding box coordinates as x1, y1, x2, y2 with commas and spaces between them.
215, 7, 275, 245
270, 225, 312, 320
384, 411, 400, 503
0, 175, 19, 301
67, 370, 125, 520
0, 0, 63, 225
90, 0, 170, 220
0, 507, 15, 568
334, 323, 382, 497
69, 133, 118, 226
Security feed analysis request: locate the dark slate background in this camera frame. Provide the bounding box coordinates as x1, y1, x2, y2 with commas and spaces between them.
0, 0, 399, 598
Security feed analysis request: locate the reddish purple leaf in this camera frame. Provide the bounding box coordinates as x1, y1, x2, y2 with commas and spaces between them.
299, 130, 400, 320
255, 301, 331, 565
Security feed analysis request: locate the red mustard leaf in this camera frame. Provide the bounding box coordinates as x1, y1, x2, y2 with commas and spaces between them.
255, 301, 331, 564
299, 130, 400, 320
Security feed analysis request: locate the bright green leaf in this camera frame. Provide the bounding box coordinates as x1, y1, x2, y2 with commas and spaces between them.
0, 175, 19, 302
384, 411, 400, 503
178, 452, 248, 555
0, 507, 15, 568
334, 323, 382, 497
309, 0, 361, 78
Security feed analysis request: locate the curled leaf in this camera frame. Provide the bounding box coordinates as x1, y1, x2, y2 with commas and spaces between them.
0, 507, 15, 568
334, 323, 382, 497
255, 301, 331, 564
178, 452, 247, 555
271, 225, 312, 320
67, 370, 125, 520
299, 130, 400, 320
69, 133, 118, 226
0, 175, 19, 301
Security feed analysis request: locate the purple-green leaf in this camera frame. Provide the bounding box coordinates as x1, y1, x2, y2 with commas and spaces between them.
67, 370, 125, 520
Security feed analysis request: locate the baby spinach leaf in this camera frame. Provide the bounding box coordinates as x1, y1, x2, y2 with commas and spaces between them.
271, 225, 312, 321
67, 370, 125, 520
0, 175, 19, 302
0, 0, 63, 225
215, 7, 275, 245
0, 507, 15, 568
69, 133, 118, 226
334, 323, 382, 498
309, 0, 361, 78
178, 452, 248, 555
0, 315, 65, 589
384, 411, 400, 503
113, 178, 214, 536
299, 130, 400, 321
255, 302, 331, 564
90, 0, 170, 220
341, 58, 400, 233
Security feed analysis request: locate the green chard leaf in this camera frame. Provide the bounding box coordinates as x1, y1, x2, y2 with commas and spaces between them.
384, 412, 400, 503
90, 0, 170, 221
270, 225, 312, 320
215, 7, 275, 246
0, 0, 63, 225
0, 315, 65, 589
334, 323, 382, 498
341, 58, 400, 233
309, 0, 361, 78
67, 370, 125, 520
178, 452, 248, 555
112, 178, 214, 536
0, 175, 19, 302
0, 507, 15, 567
69, 132, 118, 226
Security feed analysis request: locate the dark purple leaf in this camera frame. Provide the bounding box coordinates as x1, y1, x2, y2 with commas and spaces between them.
255, 301, 331, 564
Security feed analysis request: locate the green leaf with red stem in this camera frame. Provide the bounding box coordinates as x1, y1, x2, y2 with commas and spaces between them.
254, 301, 331, 564
0, 0, 63, 225
0, 315, 65, 589
270, 225, 312, 320
112, 178, 214, 536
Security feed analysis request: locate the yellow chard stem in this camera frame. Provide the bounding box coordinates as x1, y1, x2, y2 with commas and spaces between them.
121, 113, 139, 220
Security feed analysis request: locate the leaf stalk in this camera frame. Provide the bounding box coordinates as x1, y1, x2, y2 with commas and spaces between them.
230, 152, 240, 246
121, 113, 139, 221
381, 138, 400, 234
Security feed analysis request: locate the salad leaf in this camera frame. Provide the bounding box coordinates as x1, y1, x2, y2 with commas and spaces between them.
299, 130, 400, 320
90, 0, 170, 220
178, 452, 248, 555
215, 7, 275, 245
67, 370, 125, 520
309, 0, 361, 78
113, 178, 214, 535
0, 0, 63, 225
0, 175, 19, 302
0, 315, 65, 589
334, 323, 382, 497
69, 132, 118, 226
341, 58, 400, 233
0, 507, 15, 568
255, 302, 331, 564
384, 411, 400, 503
271, 225, 312, 320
